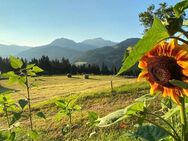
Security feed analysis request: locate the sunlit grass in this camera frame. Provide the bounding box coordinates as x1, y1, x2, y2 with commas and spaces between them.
0, 75, 150, 140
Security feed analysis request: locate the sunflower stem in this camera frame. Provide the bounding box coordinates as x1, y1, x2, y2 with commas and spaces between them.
179, 97, 188, 141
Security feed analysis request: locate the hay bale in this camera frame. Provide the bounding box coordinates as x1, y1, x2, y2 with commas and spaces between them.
83, 74, 89, 79
67, 73, 72, 78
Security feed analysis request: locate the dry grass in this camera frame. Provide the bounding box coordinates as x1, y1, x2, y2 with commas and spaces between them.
0, 75, 137, 105
0, 75, 150, 140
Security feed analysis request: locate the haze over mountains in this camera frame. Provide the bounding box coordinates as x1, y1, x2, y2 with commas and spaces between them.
0, 37, 140, 68
0, 44, 31, 57
17, 37, 117, 61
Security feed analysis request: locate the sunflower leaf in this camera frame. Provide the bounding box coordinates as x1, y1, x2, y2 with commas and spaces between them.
117, 17, 169, 75
97, 102, 144, 127
134, 125, 169, 140
169, 79, 188, 89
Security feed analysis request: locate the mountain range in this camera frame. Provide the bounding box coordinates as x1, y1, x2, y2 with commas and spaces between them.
0, 37, 140, 68
74, 38, 140, 68
17, 38, 117, 61
0, 44, 30, 57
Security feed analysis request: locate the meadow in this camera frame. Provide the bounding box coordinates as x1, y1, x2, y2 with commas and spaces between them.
0, 75, 150, 140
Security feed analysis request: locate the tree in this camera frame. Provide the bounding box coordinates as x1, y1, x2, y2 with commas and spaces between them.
139, 2, 185, 36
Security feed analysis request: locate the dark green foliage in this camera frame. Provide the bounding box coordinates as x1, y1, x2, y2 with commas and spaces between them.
134, 125, 169, 141
174, 0, 188, 18
139, 2, 186, 37
36, 111, 46, 120
18, 99, 28, 109
169, 79, 188, 89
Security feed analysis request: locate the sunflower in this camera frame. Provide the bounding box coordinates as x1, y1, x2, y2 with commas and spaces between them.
138, 39, 188, 104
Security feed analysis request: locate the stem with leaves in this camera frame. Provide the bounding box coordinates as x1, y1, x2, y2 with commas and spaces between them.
25, 75, 33, 131
69, 114, 72, 141
3, 101, 10, 129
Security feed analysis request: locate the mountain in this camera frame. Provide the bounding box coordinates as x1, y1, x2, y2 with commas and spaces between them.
17, 45, 82, 62
81, 37, 117, 47
50, 37, 116, 51
74, 38, 140, 68
50, 38, 77, 48
17, 37, 118, 61
0, 44, 30, 57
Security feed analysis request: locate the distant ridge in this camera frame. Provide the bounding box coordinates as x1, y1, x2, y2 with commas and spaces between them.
74, 38, 140, 68
0, 44, 30, 57
16, 37, 118, 61
0, 37, 138, 67
81, 37, 117, 47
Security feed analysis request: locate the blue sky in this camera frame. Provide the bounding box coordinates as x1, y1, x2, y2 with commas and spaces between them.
0, 0, 178, 46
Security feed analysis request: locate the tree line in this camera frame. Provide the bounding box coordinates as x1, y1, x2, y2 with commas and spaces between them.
0, 56, 119, 75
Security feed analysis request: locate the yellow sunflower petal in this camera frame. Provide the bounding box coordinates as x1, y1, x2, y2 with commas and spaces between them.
183, 89, 188, 97
182, 69, 188, 77
177, 61, 188, 69
171, 91, 180, 104
168, 39, 178, 47
150, 83, 159, 95
138, 61, 147, 69
162, 87, 169, 97
175, 50, 188, 61
137, 71, 148, 80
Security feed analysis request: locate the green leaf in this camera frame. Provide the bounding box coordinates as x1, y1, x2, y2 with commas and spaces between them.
0, 131, 9, 140
9, 132, 16, 141
73, 105, 81, 111
174, 0, 188, 18
134, 125, 169, 141
9, 56, 23, 69
18, 99, 28, 109
2, 71, 16, 78
8, 76, 19, 84
97, 102, 144, 127
31, 66, 43, 73
163, 103, 188, 119
135, 94, 157, 102
27, 130, 39, 140
36, 111, 46, 120
161, 98, 172, 110
55, 100, 67, 109
27, 70, 36, 76
169, 79, 188, 89
55, 111, 66, 121
88, 111, 98, 121
117, 17, 169, 75
26, 64, 35, 69
163, 106, 179, 120
87, 112, 99, 127
10, 112, 22, 125
18, 76, 26, 87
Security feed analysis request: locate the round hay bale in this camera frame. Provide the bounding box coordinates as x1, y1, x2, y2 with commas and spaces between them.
67, 73, 72, 78
83, 74, 89, 79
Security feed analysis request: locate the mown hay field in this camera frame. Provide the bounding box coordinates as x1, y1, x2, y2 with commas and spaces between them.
0, 75, 150, 141
1, 75, 137, 105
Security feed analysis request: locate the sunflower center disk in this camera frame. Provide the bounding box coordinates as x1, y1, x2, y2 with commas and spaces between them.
147, 56, 182, 87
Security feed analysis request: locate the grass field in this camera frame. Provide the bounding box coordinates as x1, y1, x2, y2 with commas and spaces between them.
0, 75, 150, 141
